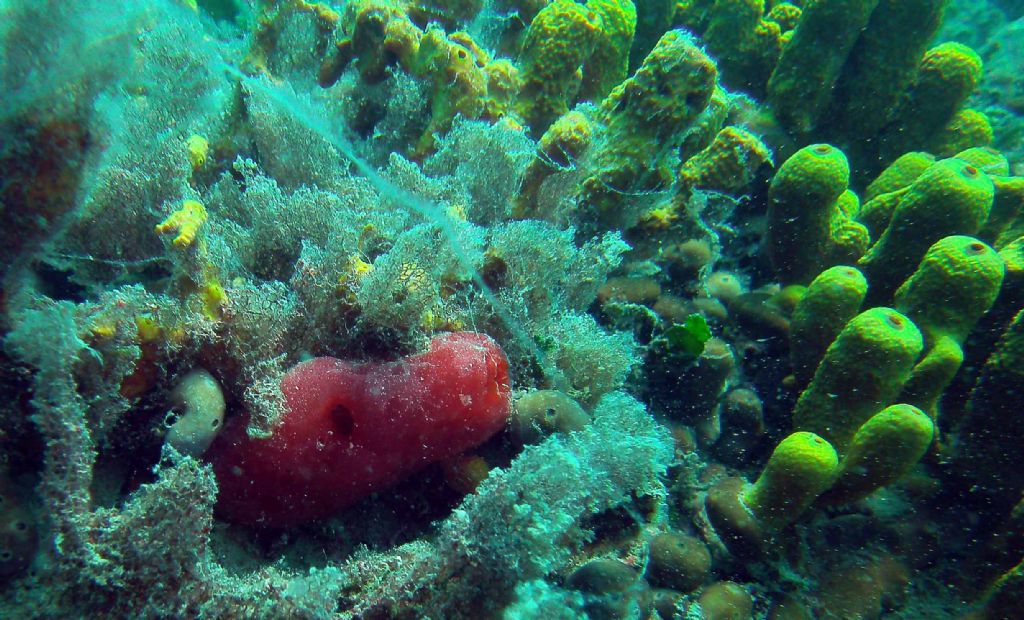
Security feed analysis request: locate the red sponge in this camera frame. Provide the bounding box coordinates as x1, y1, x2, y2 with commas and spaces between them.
208, 332, 511, 527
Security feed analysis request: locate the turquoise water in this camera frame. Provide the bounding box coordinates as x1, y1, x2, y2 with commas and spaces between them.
1, 0, 1023, 617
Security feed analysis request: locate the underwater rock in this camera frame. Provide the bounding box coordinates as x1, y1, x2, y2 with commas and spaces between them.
694, 581, 754, 620
712, 387, 766, 466
645, 531, 711, 593
509, 389, 591, 444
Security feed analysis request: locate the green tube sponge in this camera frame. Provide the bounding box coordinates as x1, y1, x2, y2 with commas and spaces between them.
864, 151, 936, 202
513, 110, 593, 219
858, 158, 995, 301
677, 125, 773, 195
580, 0, 637, 101
679, 85, 731, 160
766, 0, 881, 134
741, 431, 839, 530
930, 108, 994, 158
819, 404, 934, 505
879, 42, 983, 159
981, 176, 1024, 243
765, 2, 802, 33
789, 265, 868, 387
828, 212, 871, 266
515, 0, 599, 135
893, 235, 1005, 345
826, 0, 946, 142
793, 307, 923, 453
598, 29, 716, 133
767, 144, 848, 278
899, 334, 964, 414
835, 189, 861, 218
857, 187, 907, 241
704, 0, 763, 62
858, 152, 936, 240
767, 144, 868, 283
580, 29, 716, 223
892, 236, 1003, 413
700, 0, 782, 94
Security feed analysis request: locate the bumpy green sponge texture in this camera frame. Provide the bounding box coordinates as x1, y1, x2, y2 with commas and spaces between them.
899, 334, 965, 414
793, 307, 923, 453
864, 151, 936, 201
580, 0, 637, 101
893, 235, 1005, 345
516, 0, 599, 134
766, 0, 881, 134
880, 42, 983, 159
825, 0, 946, 141
767, 144, 852, 284
742, 431, 839, 530
821, 404, 934, 505
581, 30, 716, 219
789, 265, 868, 386
859, 158, 994, 300
959, 310, 1024, 503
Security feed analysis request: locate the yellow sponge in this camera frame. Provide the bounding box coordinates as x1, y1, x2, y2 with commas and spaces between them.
156, 200, 208, 249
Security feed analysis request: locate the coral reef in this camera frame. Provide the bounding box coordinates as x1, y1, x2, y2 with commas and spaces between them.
1, 0, 1024, 618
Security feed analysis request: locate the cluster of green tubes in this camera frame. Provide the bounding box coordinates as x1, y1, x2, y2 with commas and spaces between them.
733, 139, 1021, 537
676, 0, 988, 178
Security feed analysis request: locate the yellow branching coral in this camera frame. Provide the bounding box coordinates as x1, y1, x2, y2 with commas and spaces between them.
155, 199, 208, 248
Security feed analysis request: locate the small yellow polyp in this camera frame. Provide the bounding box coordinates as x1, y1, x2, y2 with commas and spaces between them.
186, 134, 209, 171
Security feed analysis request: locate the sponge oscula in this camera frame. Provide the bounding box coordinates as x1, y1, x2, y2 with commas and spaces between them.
742, 431, 839, 531
859, 158, 994, 301
165, 368, 226, 457
891, 235, 1003, 413
766, 144, 858, 284
893, 235, 1005, 345
819, 404, 934, 505
954, 146, 1009, 176
793, 307, 923, 453
208, 332, 511, 527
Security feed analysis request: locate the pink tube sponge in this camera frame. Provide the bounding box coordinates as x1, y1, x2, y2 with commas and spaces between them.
208, 332, 511, 527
